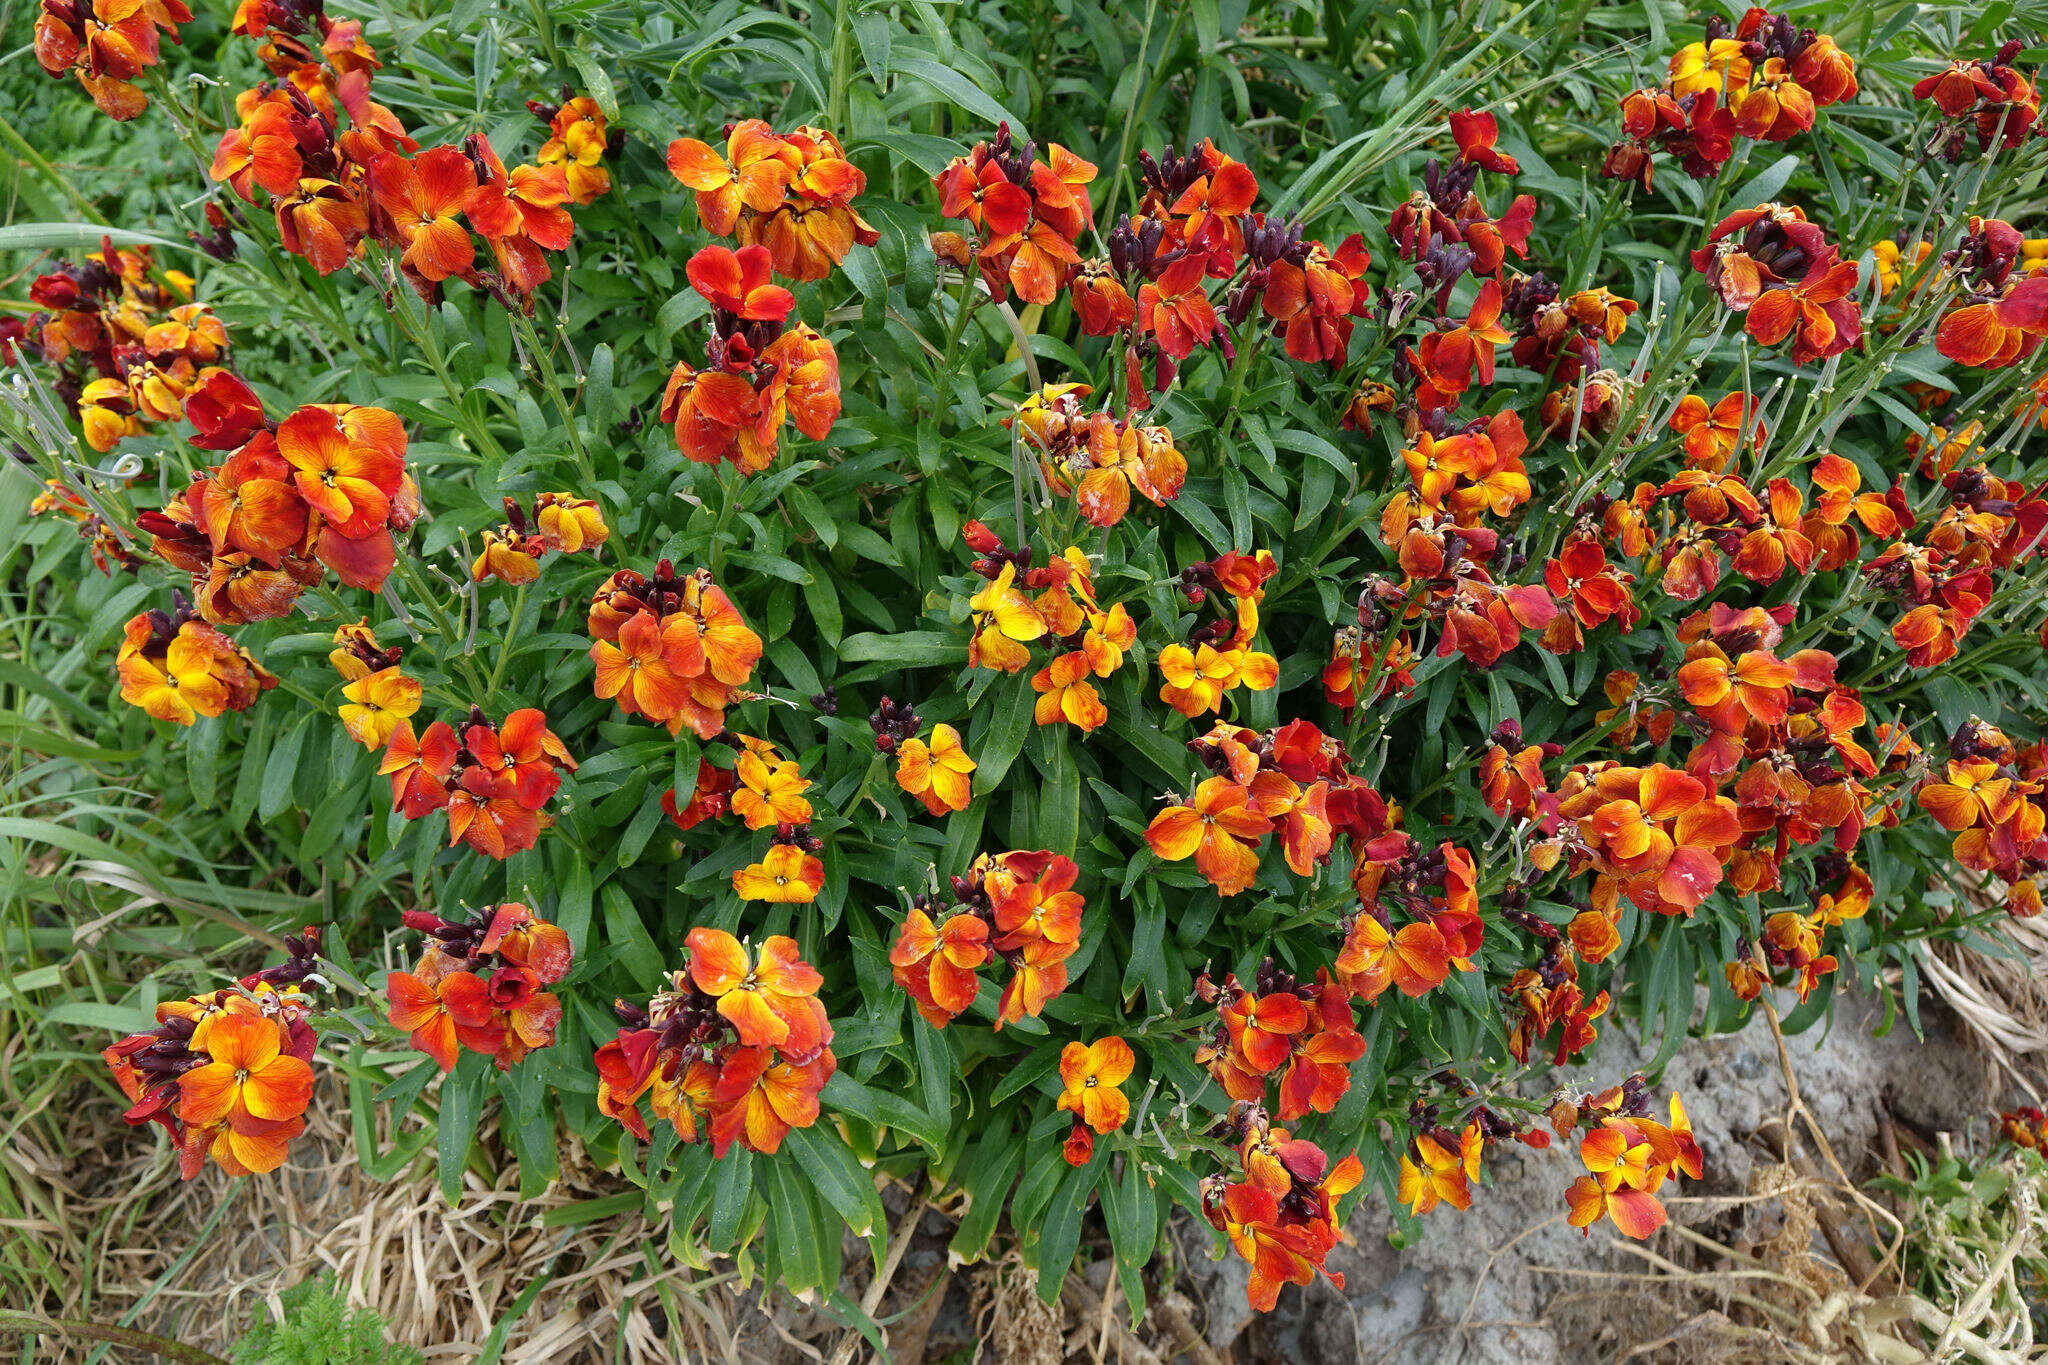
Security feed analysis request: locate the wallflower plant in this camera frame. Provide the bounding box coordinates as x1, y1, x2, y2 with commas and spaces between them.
8, 0, 2048, 1339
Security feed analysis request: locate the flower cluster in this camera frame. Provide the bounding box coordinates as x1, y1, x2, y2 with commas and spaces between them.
1999, 1106, 2048, 1150
33, 0, 190, 119
1202, 1110, 1362, 1311
116, 603, 276, 725
1068, 136, 1376, 402
1147, 717, 1379, 897
1555, 760, 1743, 929
1014, 382, 1186, 528
1557, 1078, 1702, 1238
1157, 552, 1280, 717
593, 928, 834, 1157
1397, 1083, 1559, 1219
472, 491, 611, 585
1378, 410, 1562, 668
1693, 203, 1862, 365
1196, 963, 1364, 1123
330, 619, 419, 748
587, 561, 764, 738
142, 384, 418, 617
102, 930, 323, 1177
876, 699, 977, 817
932, 123, 1096, 306
1338, 838, 1480, 1002
1912, 40, 2041, 160
1932, 217, 2048, 369
1916, 721, 2048, 918
1504, 943, 1610, 1065
531, 93, 614, 204
890, 850, 1085, 1028
378, 706, 577, 859
385, 903, 572, 1071
1725, 860, 1872, 1001
209, 0, 580, 302
23, 241, 226, 453
1863, 465, 2048, 669
728, 738, 827, 904
1606, 6, 1857, 189
961, 527, 1141, 731
667, 120, 875, 281
656, 243, 842, 473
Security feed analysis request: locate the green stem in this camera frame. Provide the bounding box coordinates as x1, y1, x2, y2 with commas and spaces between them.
486, 582, 530, 704
0, 1313, 231, 1365
513, 311, 602, 495
826, 0, 855, 130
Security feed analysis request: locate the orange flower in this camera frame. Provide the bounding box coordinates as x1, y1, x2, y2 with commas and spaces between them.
276, 405, 404, 540
369, 147, 477, 284
685, 928, 827, 1056
1335, 912, 1451, 1001
385, 968, 493, 1071
896, 723, 976, 815
666, 120, 797, 236
1137, 256, 1219, 361
1668, 391, 1764, 471
176, 1013, 314, 1136
1936, 276, 2048, 369
968, 562, 1048, 672
1398, 1124, 1482, 1214
380, 718, 459, 817
1222, 990, 1308, 1074
1145, 777, 1274, 896
116, 614, 275, 725
1747, 252, 1863, 364
731, 745, 813, 829
686, 243, 795, 321
537, 96, 611, 203
589, 609, 694, 722
1056, 1037, 1135, 1134
890, 908, 989, 1027
1031, 650, 1109, 732
707, 1045, 833, 1157
1412, 278, 1510, 407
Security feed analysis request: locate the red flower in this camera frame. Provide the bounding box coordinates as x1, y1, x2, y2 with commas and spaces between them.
686, 243, 796, 321
1747, 251, 1863, 364
370, 147, 477, 285
1449, 108, 1520, 174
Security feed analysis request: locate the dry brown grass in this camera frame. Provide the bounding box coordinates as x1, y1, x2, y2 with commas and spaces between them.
7, 1080, 812, 1364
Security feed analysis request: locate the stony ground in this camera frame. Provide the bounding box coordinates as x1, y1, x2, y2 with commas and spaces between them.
1197, 988, 1998, 1364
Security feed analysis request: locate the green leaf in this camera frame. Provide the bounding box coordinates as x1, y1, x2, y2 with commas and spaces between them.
947, 1127, 1023, 1263
567, 49, 620, 120
1100, 1157, 1156, 1319
1032, 1151, 1101, 1300
0, 223, 196, 253
705, 1148, 756, 1249
839, 631, 967, 666
782, 1124, 887, 1249
260, 715, 314, 823
437, 1052, 490, 1205
973, 673, 1035, 791
893, 56, 1027, 134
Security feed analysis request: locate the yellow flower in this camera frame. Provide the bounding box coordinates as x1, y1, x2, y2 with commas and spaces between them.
896, 723, 976, 815
339, 666, 422, 749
